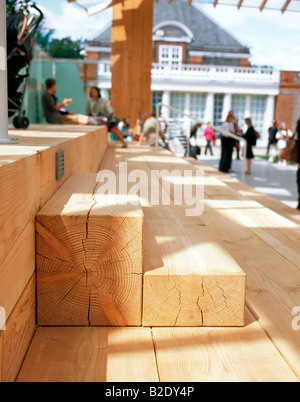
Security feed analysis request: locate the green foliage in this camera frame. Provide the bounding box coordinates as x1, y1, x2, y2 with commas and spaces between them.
48, 37, 85, 59
6, 1, 85, 60
6, 0, 35, 15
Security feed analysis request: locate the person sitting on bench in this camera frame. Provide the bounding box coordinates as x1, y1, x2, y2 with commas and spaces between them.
41, 79, 127, 147
86, 86, 128, 147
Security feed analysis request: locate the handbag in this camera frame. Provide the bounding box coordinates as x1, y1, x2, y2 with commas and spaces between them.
279, 134, 299, 164
254, 130, 261, 139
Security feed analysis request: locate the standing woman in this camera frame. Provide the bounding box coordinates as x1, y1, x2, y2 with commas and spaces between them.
87, 87, 127, 147
203, 122, 215, 156
243, 117, 256, 175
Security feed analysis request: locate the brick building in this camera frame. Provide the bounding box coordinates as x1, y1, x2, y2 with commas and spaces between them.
84, 0, 299, 144
276, 71, 300, 131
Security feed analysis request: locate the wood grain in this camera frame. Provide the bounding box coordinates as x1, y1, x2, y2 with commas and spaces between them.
152, 309, 298, 382
0, 126, 108, 381
98, 145, 246, 327
36, 174, 144, 326
1, 275, 36, 382
17, 327, 159, 382
111, 0, 153, 130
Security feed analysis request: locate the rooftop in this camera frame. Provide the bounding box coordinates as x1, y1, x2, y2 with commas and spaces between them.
91, 0, 249, 54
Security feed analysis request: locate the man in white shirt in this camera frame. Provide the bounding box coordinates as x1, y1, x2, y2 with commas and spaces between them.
219, 113, 236, 173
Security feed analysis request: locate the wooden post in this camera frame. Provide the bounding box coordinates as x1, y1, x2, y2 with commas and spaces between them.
111, 0, 154, 131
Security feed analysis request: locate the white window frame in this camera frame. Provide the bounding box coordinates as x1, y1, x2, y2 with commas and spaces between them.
159, 45, 183, 68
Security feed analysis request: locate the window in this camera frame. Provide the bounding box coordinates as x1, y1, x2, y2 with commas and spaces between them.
159, 45, 183, 67
214, 94, 224, 127
190, 94, 206, 121
250, 96, 266, 136
232, 95, 246, 129
152, 92, 163, 113
169, 93, 186, 134
170, 93, 185, 118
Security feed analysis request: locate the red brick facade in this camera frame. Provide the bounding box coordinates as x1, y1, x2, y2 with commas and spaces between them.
275, 71, 300, 131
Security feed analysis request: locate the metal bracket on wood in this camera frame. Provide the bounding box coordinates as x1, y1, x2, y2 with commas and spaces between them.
56, 150, 65, 180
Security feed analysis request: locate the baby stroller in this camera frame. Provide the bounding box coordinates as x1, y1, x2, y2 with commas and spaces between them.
7, 5, 43, 129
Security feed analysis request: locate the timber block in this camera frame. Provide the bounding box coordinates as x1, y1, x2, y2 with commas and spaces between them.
142, 208, 247, 328
99, 145, 246, 327
36, 174, 144, 326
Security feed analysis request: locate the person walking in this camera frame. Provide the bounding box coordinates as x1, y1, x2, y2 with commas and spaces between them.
219, 113, 236, 173
203, 122, 215, 156
276, 122, 293, 165
267, 120, 278, 156
243, 117, 257, 175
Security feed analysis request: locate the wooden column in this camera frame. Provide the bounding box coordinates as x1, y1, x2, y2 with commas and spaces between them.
111, 0, 154, 130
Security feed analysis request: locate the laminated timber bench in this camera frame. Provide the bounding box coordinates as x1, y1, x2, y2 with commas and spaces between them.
0, 125, 109, 382
9, 142, 300, 382
35, 144, 246, 328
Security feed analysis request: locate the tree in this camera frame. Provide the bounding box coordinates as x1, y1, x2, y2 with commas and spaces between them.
6, 1, 86, 60
6, 0, 35, 15
48, 37, 85, 59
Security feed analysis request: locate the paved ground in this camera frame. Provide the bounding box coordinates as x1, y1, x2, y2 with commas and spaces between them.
196, 146, 299, 209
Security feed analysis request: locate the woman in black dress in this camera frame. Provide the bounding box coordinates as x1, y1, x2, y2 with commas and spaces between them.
243, 117, 256, 175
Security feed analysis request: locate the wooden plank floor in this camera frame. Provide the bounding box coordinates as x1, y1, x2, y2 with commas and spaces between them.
17, 144, 300, 382
17, 310, 298, 382
17, 327, 159, 382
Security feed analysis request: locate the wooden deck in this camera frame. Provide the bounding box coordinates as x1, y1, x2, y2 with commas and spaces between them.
1, 130, 300, 382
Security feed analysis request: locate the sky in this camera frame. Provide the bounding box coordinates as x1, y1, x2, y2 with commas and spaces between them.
35, 0, 300, 71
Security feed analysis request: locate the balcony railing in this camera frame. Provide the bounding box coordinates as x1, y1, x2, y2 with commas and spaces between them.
151, 63, 280, 85
96, 61, 280, 86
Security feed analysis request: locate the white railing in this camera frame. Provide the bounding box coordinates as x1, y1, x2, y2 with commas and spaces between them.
49, 59, 279, 87
152, 63, 280, 85
96, 60, 280, 86
155, 103, 248, 182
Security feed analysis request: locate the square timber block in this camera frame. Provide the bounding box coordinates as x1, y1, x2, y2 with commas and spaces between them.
36, 174, 143, 326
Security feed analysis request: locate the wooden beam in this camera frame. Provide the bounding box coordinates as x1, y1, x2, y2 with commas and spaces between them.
1, 275, 36, 382
36, 174, 144, 326
111, 0, 154, 130
282, 0, 291, 13
260, 0, 268, 11
237, 0, 244, 9
99, 145, 246, 328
